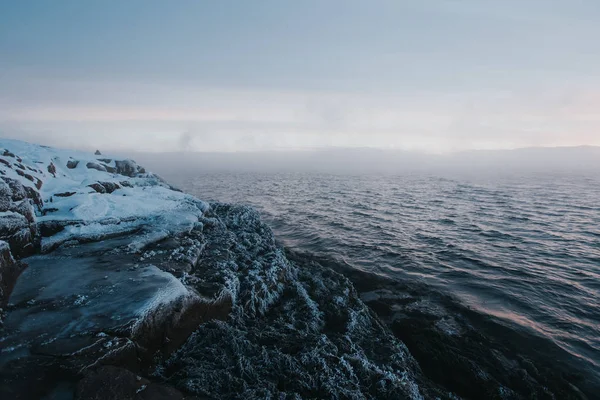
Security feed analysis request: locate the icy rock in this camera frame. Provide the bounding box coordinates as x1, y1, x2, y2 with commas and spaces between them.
115, 159, 145, 177
66, 159, 79, 169
86, 162, 107, 172
0, 240, 23, 309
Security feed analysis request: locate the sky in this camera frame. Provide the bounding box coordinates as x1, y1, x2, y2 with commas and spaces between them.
1, 0, 599, 153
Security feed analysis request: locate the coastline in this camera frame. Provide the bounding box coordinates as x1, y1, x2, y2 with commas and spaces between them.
0, 139, 594, 399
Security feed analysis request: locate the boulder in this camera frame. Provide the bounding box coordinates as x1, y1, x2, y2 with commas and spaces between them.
38, 220, 67, 237
86, 162, 107, 172
47, 162, 57, 177
94, 150, 102, 155
1, 177, 27, 201
88, 183, 107, 194
115, 160, 142, 177
67, 160, 80, 169
101, 182, 121, 194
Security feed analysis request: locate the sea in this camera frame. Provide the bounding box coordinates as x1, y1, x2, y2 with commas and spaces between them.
168, 170, 600, 392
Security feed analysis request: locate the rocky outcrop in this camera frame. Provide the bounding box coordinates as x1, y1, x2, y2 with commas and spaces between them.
115, 160, 146, 177
0, 178, 41, 258
0, 240, 24, 311
86, 162, 107, 172
76, 366, 202, 400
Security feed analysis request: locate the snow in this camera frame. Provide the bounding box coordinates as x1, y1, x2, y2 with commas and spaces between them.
0, 138, 208, 250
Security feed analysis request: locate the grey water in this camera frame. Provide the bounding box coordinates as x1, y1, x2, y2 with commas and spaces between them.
169, 171, 600, 382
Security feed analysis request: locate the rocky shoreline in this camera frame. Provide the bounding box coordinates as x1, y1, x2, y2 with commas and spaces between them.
0, 139, 593, 399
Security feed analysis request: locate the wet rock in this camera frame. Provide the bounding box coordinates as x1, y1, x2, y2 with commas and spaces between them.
38, 220, 68, 237
0, 240, 23, 308
75, 366, 193, 400
0, 158, 11, 167
67, 159, 80, 169
98, 158, 113, 164
86, 162, 107, 172
3, 150, 15, 158
76, 366, 149, 400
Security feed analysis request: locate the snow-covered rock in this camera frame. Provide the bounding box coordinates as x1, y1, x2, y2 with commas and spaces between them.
0, 139, 430, 399
0, 139, 208, 256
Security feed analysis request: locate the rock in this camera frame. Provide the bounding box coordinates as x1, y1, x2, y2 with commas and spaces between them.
47, 162, 57, 177
86, 162, 107, 172
67, 160, 80, 169
23, 185, 43, 211
3, 150, 15, 158
55, 191, 77, 197
10, 201, 35, 223
0, 240, 23, 308
88, 183, 107, 194
94, 150, 102, 155
0, 212, 35, 258
115, 160, 142, 177
0, 180, 11, 212
15, 169, 35, 183
97, 158, 113, 164
75, 366, 148, 400
1, 177, 27, 201
101, 182, 120, 194
87, 182, 121, 194
41, 207, 59, 217
102, 164, 116, 173
0, 158, 11, 167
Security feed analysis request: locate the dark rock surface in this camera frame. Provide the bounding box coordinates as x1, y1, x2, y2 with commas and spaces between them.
0, 241, 24, 310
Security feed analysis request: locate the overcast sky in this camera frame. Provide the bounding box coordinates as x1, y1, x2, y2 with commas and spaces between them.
1, 0, 599, 153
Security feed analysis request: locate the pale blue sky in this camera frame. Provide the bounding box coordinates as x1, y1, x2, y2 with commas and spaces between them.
1, 0, 599, 152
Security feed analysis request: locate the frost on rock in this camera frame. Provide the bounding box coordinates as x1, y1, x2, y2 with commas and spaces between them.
0, 139, 435, 399
158, 203, 425, 400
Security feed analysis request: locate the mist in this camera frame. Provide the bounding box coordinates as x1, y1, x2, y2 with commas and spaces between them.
131, 146, 600, 179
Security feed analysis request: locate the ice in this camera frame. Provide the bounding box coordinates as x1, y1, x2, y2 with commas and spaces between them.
0, 250, 191, 366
